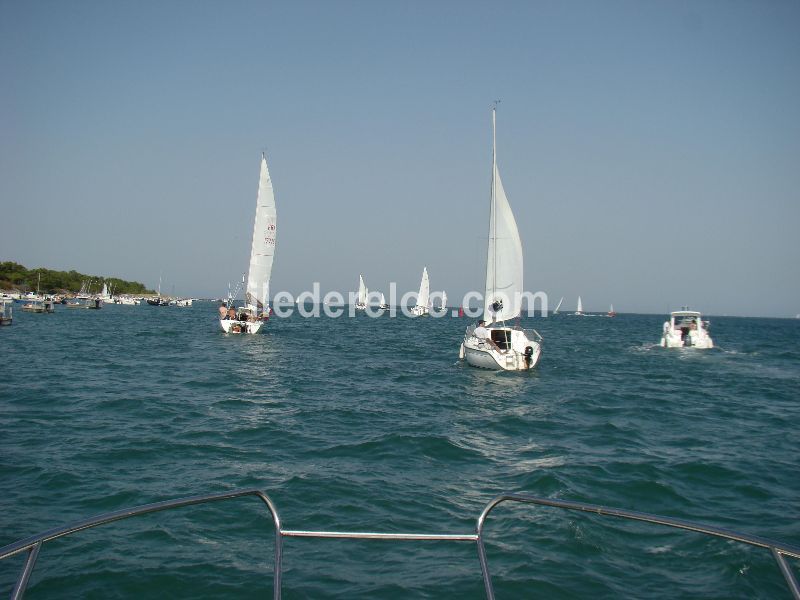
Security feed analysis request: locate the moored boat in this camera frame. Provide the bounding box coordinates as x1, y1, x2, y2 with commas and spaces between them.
0, 300, 12, 325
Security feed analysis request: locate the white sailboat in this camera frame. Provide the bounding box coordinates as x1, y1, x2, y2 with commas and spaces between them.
410, 267, 430, 316
379, 292, 390, 310
608, 303, 616, 317
553, 296, 564, 315
438, 291, 448, 313
460, 106, 542, 370
220, 153, 276, 334
574, 296, 584, 316
355, 275, 368, 310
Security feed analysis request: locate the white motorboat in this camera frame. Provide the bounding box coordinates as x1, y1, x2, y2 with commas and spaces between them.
354, 275, 368, 311
410, 267, 430, 316
459, 106, 542, 371
660, 309, 713, 349
220, 153, 277, 334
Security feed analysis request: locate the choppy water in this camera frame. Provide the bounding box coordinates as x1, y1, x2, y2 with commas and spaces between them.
1, 304, 798, 598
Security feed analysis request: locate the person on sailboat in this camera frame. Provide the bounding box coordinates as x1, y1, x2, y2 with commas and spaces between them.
473, 320, 503, 352
474, 320, 489, 340
219, 303, 228, 320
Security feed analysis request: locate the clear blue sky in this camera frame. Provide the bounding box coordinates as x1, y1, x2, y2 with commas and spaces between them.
1, 0, 798, 316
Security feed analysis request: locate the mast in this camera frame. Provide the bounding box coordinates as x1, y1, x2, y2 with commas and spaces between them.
491, 104, 498, 315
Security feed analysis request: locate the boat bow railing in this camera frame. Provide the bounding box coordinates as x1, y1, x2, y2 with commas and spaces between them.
1, 490, 798, 599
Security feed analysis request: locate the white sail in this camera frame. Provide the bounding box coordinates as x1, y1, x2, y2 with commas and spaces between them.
610, 304, 614, 313
484, 109, 523, 324
415, 267, 430, 309
576, 296, 583, 314
380, 292, 387, 306
357, 275, 367, 305
245, 153, 277, 315
441, 291, 447, 309
554, 296, 564, 314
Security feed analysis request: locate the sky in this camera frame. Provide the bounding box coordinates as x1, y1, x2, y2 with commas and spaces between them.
1, 0, 798, 317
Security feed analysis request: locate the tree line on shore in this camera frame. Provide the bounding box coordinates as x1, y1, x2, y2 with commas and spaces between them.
0, 261, 153, 295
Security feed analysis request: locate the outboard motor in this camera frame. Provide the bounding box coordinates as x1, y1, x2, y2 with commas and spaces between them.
524, 346, 534, 367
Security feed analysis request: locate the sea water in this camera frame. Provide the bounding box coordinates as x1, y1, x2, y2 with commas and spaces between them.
1, 304, 798, 598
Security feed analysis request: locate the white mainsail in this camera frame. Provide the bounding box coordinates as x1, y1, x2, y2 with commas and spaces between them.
484, 108, 523, 324
441, 291, 447, 310
576, 296, 583, 314
415, 267, 430, 310
380, 292, 387, 306
245, 153, 277, 315
357, 275, 367, 305
554, 296, 564, 314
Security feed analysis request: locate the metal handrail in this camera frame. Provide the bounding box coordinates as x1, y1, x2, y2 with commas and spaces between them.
475, 493, 800, 600
2, 489, 798, 599
0, 489, 284, 600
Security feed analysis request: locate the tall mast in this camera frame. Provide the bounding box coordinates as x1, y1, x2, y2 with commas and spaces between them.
491, 103, 499, 320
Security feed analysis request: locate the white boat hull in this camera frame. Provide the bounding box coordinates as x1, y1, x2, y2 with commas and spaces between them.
461, 326, 542, 371
660, 330, 713, 349
410, 305, 429, 317
220, 319, 264, 334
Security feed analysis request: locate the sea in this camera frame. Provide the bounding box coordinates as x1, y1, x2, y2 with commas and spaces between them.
1, 303, 798, 599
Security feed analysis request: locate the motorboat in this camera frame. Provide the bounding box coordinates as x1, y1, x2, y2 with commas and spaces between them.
660, 309, 713, 349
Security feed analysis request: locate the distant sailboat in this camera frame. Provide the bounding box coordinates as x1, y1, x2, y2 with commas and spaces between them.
355, 275, 368, 310
410, 267, 430, 316
438, 291, 448, 313
379, 292, 389, 310
553, 296, 564, 315
459, 105, 542, 370
220, 152, 276, 334
608, 304, 617, 317
574, 296, 584, 316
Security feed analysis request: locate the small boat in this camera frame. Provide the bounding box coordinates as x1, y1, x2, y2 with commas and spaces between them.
660, 309, 713, 349
20, 275, 55, 313
437, 291, 448, 313
147, 276, 168, 306
410, 267, 430, 317
460, 106, 542, 371
98, 283, 113, 304
378, 292, 390, 310
354, 275, 368, 311
608, 304, 617, 317
553, 296, 564, 315
574, 296, 584, 316
21, 299, 55, 313
0, 300, 12, 325
220, 152, 276, 334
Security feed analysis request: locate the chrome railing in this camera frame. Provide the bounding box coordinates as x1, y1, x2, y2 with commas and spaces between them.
1, 490, 798, 599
